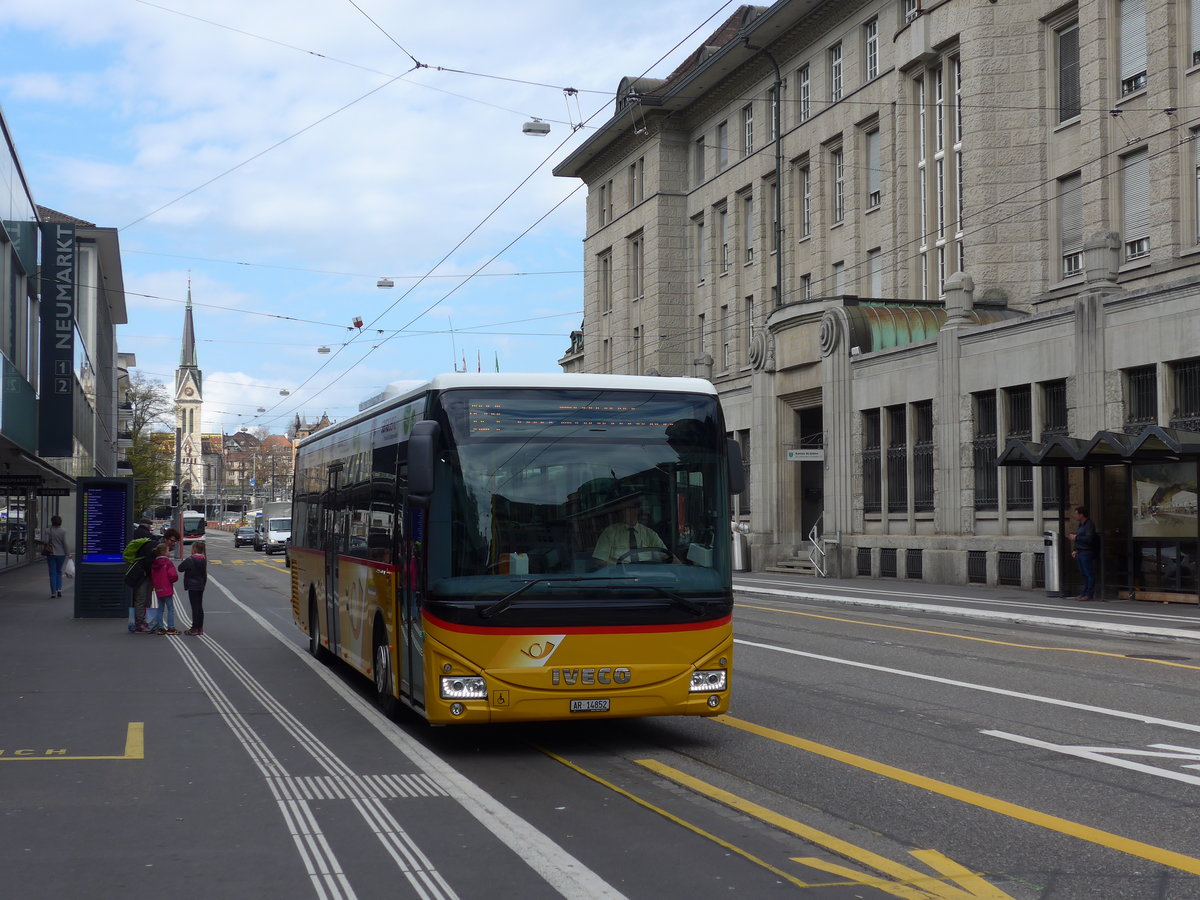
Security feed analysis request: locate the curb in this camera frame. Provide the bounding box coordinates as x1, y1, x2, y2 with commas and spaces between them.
733, 584, 1200, 644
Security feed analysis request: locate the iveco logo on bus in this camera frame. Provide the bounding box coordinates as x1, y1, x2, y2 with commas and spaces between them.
550, 667, 631, 686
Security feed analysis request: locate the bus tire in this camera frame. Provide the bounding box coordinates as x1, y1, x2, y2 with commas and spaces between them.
373, 622, 398, 718
308, 595, 330, 663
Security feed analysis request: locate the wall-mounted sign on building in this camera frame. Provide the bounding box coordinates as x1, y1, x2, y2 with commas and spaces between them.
786, 448, 824, 462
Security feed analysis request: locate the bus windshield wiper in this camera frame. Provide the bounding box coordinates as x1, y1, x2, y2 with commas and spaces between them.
479, 576, 628, 619
642, 584, 705, 617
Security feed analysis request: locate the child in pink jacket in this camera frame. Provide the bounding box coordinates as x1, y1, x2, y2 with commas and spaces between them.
149, 542, 180, 635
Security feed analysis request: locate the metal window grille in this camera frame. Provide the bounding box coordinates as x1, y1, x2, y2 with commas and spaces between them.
880, 547, 897, 577
998, 551, 1022, 586
863, 410, 882, 513
886, 406, 908, 513
1124, 365, 1157, 432
857, 546, 872, 575
967, 550, 987, 584
973, 393, 998, 509
1170, 358, 1200, 432
1033, 552, 1045, 589
906, 548, 923, 580
1006, 387, 1033, 510
738, 430, 752, 514
913, 401, 934, 512
1040, 380, 1068, 508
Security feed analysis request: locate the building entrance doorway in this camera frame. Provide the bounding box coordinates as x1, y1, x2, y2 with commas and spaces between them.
794, 407, 824, 541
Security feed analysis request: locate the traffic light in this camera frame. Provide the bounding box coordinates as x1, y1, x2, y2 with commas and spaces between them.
170, 484, 180, 507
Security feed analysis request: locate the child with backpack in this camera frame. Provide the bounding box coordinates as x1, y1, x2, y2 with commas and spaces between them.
149, 542, 180, 635
178, 540, 208, 636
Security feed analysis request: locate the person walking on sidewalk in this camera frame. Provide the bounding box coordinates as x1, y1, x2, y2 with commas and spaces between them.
178, 540, 208, 636
1068, 506, 1097, 601
43, 515, 70, 598
149, 541, 180, 634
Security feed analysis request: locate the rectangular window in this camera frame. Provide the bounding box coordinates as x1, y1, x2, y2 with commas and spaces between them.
737, 430, 752, 513
864, 18, 879, 81
865, 129, 881, 207
1119, 0, 1147, 96
886, 406, 908, 514
801, 273, 812, 300
1122, 148, 1151, 260
632, 326, 642, 375
973, 392, 998, 510
694, 138, 705, 186
832, 261, 845, 295
721, 304, 732, 369
1041, 379, 1068, 508
1057, 22, 1081, 122
829, 43, 843, 102
717, 121, 729, 170
695, 218, 706, 283
769, 181, 779, 252
1171, 358, 1200, 431
1005, 386, 1033, 510
831, 146, 845, 222
904, 0, 919, 24
743, 193, 754, 263
696, 313, 706, 359
1059, 173, 1084, 278
742, 104, 754, 157
1125, 365, 1157, 430
1193, 0, 1200, 66
602, 338, 611, 371
599, 251, 613, 313
744, 296, 755, 360
1195, 131, 1200, 244
868, 248, 883, 297
863, 410, 882, 514
800, 165, 812, 237
718, 206, 730, 272
597, 182, 610, 226
629, 157, 644, 205
629, 234, 644, 298
913, 401, 934, 512
767, 87, 778, 141
798, 65, 811, 122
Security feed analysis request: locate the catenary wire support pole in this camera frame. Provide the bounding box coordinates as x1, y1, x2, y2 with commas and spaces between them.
745, 38, 785, 309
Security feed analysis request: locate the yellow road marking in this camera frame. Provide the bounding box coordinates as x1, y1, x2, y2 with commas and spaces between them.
719, 715, 1200, 876
0, 723, 144, 761
638, 758, 1008, 899
736, 602, 1200, 672
533, 746, 812, 889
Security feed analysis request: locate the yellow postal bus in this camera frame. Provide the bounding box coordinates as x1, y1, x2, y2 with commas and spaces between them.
290, 373, 743, 724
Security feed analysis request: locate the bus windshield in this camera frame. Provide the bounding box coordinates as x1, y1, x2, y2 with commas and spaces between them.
430, 388, 731, 601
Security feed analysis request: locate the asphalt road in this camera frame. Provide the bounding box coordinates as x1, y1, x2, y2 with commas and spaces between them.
3, 534, 1200, 898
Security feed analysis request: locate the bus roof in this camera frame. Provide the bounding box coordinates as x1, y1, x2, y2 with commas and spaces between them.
297, 373, 719, 450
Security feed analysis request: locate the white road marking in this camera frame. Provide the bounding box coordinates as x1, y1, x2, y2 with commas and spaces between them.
983, 731, 1200, 787
736, 638, 1200, 735
209, 574, 627, 900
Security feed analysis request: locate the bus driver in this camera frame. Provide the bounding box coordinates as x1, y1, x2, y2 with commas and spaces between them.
592, 493, 671, 567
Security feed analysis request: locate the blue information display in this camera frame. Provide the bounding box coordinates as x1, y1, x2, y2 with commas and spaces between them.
81, 484, 129, 563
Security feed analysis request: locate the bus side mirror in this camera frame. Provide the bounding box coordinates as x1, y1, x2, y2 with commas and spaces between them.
727, 438, 745, 495
408, 420, 440, 502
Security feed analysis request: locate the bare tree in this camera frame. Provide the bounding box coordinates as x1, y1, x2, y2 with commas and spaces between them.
127, 372, 173, 439
125, 373, 174, 514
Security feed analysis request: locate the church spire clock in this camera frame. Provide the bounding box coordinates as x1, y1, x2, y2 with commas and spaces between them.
175, 280, 205, 505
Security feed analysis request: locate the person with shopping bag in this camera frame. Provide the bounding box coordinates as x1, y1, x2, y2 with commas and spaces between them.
42, 515, 70, 598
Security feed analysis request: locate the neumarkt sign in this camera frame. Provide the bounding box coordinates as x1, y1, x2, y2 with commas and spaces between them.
38, 223, 75, 458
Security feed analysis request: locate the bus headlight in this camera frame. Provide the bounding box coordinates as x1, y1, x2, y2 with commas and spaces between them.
690, 669, 727, 692
440, 676, 487, 700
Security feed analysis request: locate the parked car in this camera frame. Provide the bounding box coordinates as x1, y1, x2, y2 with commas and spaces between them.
233, 526, 257, 548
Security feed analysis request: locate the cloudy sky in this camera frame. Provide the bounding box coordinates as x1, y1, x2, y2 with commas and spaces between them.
0, 0, 730, 434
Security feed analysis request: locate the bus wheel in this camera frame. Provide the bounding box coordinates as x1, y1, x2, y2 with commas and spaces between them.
308, 597, 329, 662
373, 626, 398, 717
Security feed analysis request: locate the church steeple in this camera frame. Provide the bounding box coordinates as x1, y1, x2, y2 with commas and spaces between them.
175, 278, 205, 506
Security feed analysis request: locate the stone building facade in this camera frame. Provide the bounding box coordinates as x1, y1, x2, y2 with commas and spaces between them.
554, 0, 1200, 598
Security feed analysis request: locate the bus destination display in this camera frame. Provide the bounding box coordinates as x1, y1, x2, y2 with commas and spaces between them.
81, 485, 129, 563
468, 400, 675, 435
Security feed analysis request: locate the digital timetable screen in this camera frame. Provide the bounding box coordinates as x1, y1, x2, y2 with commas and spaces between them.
80, 483, 130, 563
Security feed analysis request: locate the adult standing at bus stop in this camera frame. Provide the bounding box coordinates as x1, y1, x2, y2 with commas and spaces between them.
1068, 506, 1097, 601
43, 514, 70, 598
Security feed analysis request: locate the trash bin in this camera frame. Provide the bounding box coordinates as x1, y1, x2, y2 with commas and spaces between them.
731, 521, 750, 572
1043, 530, 1061, 597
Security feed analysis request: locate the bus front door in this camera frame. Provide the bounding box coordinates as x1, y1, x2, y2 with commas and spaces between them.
323, 467, 343, 656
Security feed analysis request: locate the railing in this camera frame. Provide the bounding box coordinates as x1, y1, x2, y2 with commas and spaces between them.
807, 516, 826, 577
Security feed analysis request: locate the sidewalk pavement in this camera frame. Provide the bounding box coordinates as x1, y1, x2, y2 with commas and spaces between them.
733, 570, 1200, 644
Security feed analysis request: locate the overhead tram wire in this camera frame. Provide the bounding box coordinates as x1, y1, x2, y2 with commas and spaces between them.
119, 68, 418, 232
247, 0, 741, 428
